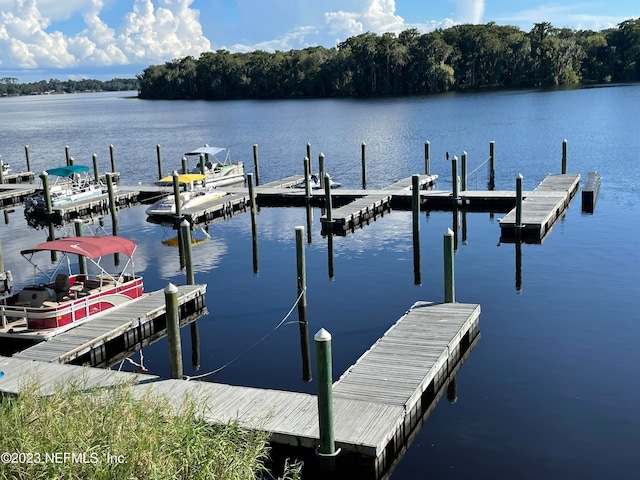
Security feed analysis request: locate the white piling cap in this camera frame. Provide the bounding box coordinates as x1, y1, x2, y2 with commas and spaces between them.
295, 225, 304, 232
445, 227, 454, 237
518, 173, 523, 180
314, 328, 332, 342
453, 155, 458, 161
164, 282, 178, 294
180, 219, 190, 227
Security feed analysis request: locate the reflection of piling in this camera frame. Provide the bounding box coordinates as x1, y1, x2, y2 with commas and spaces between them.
48, 222, 57, 262
412, 175, 421, 285
180, 220, 195, 285
252, 144, 260, 186
156, 144, 163, 180
295, 226, 312, 382
516, 240, 522, 292
327, 232, 334, 280
462, 210, 468, 245
248, 173, 259, 274
489, 141, 495, 190
74, 219, 87, 275
165, 283, 183, 379
315, 328, 338, 471
190, 321, 200, 371
25, 145, 31, 173
92, 154, 100, 184
305, 204, 313, 245
452, 208, 459, 252
425, 141, 431, 175
361, 141, 367, 189
444, 228, 455, 303
447, 376, 458, 403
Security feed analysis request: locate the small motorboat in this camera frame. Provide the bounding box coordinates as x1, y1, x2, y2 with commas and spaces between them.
0, 235, 144, 336
292, 173, 341, 189
184, 145, 245, 187
147, 173, 227, 216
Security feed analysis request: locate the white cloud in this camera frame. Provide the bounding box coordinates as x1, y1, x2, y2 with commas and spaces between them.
495, 5, 625, 31
451, 0, 485, 24
227, 25, 318, 53
0, 0, 210, 75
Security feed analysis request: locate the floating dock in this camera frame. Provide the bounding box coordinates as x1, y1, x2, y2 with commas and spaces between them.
498, 174, 580, 241
12, 285, 206, 367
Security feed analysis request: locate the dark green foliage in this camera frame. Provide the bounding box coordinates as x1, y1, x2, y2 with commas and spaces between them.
0, 77, 139, 97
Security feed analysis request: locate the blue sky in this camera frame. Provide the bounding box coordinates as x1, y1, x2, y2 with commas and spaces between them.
0, 0, 638, 83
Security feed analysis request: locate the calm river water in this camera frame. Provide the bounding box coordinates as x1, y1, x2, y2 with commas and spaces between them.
0, 85, 639, 479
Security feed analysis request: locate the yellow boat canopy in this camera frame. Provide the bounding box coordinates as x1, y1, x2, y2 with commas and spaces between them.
156, 173, 206, 185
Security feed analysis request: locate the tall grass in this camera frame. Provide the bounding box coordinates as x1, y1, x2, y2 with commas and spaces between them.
0, 378, 301, 480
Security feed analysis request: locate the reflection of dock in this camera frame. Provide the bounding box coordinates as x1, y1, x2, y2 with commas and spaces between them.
498, 174, 580, 242
11, 285, 206, 368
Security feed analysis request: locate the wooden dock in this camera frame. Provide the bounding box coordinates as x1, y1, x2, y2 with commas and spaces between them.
133, 301, 480, 476
499, 174, 580, 241
0, 355, 157, 396
13, 285, 206, 367
1, 171, 36, 184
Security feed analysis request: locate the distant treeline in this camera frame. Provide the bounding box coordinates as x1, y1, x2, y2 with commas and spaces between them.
0, 77, 139, 96
138, 18, 640, 100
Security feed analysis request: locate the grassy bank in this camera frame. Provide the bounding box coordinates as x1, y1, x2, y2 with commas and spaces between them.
0, 378, 300, 479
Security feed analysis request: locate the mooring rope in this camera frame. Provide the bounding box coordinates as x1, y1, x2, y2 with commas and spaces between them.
467, 156, 491, 178
184, 288, 306, 381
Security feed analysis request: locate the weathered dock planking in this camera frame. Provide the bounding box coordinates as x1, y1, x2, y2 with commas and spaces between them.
13, 285, 206, 367
1, 171, 35, 184
498, 174, 580, 241
0, 184, 37, 207
0, 355, 157, 396
132, 301, 480, 476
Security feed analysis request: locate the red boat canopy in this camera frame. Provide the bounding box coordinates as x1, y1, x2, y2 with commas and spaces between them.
21, 236, 137, 259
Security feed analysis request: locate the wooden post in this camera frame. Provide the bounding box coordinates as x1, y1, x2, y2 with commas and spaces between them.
65, 146, 71, 166
190, 321, 201, 370
252, 144, 260, 186
444, 228, 455, 303
181, 156, 188, 175
180, 220, 195, 285
106, 173, 117, 234
199, 154, 206, 175
248, 173, 259, 274
109, 144, 116, 173
164, 283, 183, 379
425, 141, 431, 175
0, 155, 4, 184
451, 155, 459, 200
92, 154, 100, 184
304, 156, 311, 200
461, 151, 467, 191
324, 174, 333, 225
412, 174, 421, 285
318, 153, 325, 190
68, 156, 74, 166
516, 173, 523, 236
156, 144, 163, 180
172, 171, 182, 219
315, 328, 337, 471
306, 143, 311, 170
40, 171, 53, 215
489, 141, 495, 190
25, 145, 31, 173
74, 219, 88, 275
296, 226, 312, 382
361, 141, 366, 189
562, 139, 567, 174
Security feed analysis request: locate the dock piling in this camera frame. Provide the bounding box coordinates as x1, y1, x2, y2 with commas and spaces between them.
40, 171, 53, 215
0, 156, 4, 184
25, 145, 31, 173
156, 144, 163, 180
109, 144, 116, 173
252, 144, 260, 186
304, 157, 311, 200
489, 141, 495, 190
295, 226, 312, 382
461, 151, 467, 191
172, 171, 182, 219
562, 139, 568, 174
315, 328, 338, 471
451, 156, 459, 201
515, 174, 523, 235
425, 141, 431, 175
92, 154, 100, 184
361, 141, 367, 189
65, 146, 71, 166
199, 154, 206, 175
164, 283, 183, 380
318, 153, 325, 190
181, 157, 188, 175
444, 228, 455, 303
248, 173, 259, 274
324, 174, 333, 225
74, 219, 88, 275
306, 143, 311, 170
412, 174, 421, 285
68, 156, 74, 166
180, 220, 195, 285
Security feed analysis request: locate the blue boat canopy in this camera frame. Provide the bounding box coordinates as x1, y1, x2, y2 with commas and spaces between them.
45, 165, 90, 177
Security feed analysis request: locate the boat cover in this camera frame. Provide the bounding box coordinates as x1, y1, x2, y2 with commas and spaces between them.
185, 146, 226, 156
45, 165, 90, 177
157, 173, 206, 184
21, 236, 137, 259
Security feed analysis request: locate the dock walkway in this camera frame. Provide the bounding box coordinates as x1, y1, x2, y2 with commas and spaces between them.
14, 285, 206, 367
498, 174, 580, 240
